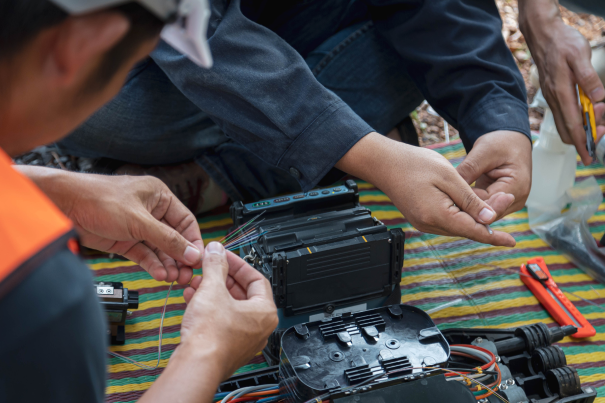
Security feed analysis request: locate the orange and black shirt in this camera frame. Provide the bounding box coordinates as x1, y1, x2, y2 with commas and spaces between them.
0, 148, 106, 402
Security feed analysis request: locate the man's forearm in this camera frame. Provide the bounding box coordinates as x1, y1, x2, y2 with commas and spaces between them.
15, 165, 78, 215
138, 343, 225, 403
518, 0, 562, 40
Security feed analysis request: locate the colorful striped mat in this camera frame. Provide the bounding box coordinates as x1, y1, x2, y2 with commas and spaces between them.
94, 138, 605, 402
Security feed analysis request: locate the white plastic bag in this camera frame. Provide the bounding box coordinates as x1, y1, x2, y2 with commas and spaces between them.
529, 176, 605, 282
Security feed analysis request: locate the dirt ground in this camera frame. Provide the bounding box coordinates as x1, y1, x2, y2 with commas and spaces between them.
415, 0, 605, 146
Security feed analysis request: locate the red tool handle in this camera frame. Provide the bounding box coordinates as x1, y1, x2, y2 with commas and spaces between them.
521, 257, 595, 338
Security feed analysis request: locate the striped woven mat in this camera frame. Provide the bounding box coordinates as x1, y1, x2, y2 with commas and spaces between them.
93, 138, 605, 402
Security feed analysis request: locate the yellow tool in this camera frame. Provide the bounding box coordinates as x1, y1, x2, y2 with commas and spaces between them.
578, 85, 598, 159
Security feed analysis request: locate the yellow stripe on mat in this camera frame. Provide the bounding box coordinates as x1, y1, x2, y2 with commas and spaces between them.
107, 381, 156, 394
89, 260, 138, 271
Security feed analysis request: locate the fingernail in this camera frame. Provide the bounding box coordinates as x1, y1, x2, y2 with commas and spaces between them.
590, 87, 605, 102
206, 242, 225, 255
479, 208, 494, 223
183, 246, 201, 264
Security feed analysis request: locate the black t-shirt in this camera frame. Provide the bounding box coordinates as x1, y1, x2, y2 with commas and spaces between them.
0, 247, 106, 402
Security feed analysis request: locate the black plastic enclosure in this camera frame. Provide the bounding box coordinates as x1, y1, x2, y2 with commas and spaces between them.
230, 180, 360, 230
217, 320, 597, 403
254, 207, 405, 316
278, 304, 450, 402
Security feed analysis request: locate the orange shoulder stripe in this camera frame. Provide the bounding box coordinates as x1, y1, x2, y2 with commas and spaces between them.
0, 148, 73, 285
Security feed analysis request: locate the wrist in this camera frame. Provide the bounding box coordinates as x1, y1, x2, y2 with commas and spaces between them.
175, 340, 230, 381
475, 130, 531, 147
335, 132, 400, 190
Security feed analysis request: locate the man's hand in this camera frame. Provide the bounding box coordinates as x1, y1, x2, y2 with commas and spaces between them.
138, 242, 277, 403
519, 0, 605, 165
17, 166, 203, 284
456, 131, 532, 219
336, 132, 517, 247
181, 242, 278, 379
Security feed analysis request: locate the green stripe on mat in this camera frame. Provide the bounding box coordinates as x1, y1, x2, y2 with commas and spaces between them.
125, 310, 185, 324
197, 212, 231, 224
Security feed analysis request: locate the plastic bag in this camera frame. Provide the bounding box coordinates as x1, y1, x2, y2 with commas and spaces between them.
529, 176, 605, 282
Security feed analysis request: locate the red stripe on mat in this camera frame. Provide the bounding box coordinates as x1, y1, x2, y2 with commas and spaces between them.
106, 391, 145, 402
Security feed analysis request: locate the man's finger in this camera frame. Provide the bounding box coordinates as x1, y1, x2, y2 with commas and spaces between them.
176, 266, 194, 285
189, 240, 204, 269
544, 67, 593, 165
554, 101, 593, 165
161, 218, 204, 270
185, 270, 249, 301
427, 191, 515, 246
569, 55, 605, 104
485, 192, 515, 216
121, 241, 169, 282
245, 272, 274, 301
412, 191, 515, 246
474, 180, 521, 218
183, 276, 203, 304
439, 173, 498, 225
156, 249, 181, 283
456, 154, 493, 186
456, 158, 517, 219
136, 213, 202, 267
183, 287, 195, 304
225, 275, 249, 300
199, 242, 230, 288
470, 191, 516, 219
445, 207, 516, 247
143, 240, 180, 282
225, 251, 273, 301
190, 275, 203, 290
150, 187, 205, 263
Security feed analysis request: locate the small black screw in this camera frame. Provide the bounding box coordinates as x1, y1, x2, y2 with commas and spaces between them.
325, 304, 335, 314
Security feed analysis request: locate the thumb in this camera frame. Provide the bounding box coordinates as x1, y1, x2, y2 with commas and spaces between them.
445, 173, 498, 224
137, 213, 201, 266
199, 242, 229, 288
456, 155, 483, 186
455, 155, 502, 222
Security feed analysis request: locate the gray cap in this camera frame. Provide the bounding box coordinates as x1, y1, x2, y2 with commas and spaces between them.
49, 0, 179, 21
49, 0, 213, 68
